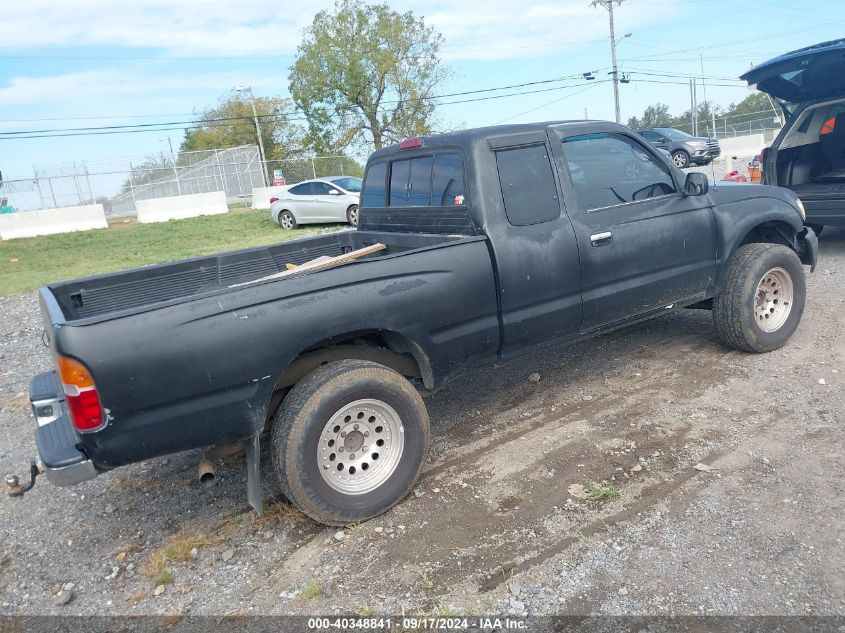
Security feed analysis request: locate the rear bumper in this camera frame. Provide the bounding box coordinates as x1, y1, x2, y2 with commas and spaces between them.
31, 371, 99, 487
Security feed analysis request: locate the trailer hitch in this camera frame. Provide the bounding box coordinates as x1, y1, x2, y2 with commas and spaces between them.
5, 460, 41, 497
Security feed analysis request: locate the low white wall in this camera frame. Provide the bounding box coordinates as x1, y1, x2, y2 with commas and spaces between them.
0, 204, 108, 240
251, 186, 288, 210
136, 191, 228, 224
720, 133, 767, 159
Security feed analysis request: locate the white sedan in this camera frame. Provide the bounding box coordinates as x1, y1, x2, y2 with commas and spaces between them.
269, 176, 361, 230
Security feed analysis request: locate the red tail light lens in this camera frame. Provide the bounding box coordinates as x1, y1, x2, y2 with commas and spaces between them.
269, 197, 279, 203
759, 147, 769, 164
57, 356, 105, 431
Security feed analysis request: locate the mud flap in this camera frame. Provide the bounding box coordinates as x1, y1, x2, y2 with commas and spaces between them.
244, 433, 263, 516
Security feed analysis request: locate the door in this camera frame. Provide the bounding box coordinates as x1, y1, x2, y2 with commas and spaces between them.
551, 125, 717, 331
285, 182, 318, 221
312, 181, 345, 221
483, 134, 583, 356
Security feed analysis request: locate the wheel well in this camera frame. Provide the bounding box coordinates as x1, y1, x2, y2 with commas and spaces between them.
272, 329, 432, 396
738, 221, 798, 250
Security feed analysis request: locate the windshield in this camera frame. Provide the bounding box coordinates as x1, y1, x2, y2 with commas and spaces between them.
656, 128, 694, 140
329, 176, 362, 192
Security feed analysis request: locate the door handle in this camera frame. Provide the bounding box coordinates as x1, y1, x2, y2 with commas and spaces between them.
590, 231, 613, 246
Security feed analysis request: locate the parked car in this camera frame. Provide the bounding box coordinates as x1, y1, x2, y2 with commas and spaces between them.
269, 176, 361, 229
741, 38, 845, 235
636, 127, 721, 168
7, 121, 817, 526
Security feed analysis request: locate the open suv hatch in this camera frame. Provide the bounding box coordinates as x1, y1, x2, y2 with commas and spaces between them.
742, 39, 845, 233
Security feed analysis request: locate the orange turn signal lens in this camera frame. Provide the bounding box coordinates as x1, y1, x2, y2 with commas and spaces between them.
57, 355, 95, 389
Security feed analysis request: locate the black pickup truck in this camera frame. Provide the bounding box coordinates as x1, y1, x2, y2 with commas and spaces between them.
7, 121, 817, 526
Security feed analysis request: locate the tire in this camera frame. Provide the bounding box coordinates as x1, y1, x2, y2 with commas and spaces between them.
346, 204, 359, 227
272, 359, 430, 525
278, 211, 297, 230
712, 243, 806, 353
807, 224, 824, 237
672, 150, 690, 169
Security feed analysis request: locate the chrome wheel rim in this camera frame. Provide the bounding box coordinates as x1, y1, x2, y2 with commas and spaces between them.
673, 153, 687, 167
349, 207, 358, 226
754, 266, 793, 333
281, 213, 293, 229
318, 399, 404, 495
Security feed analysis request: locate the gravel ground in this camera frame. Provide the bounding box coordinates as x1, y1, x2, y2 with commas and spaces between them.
0, 228, 842, 619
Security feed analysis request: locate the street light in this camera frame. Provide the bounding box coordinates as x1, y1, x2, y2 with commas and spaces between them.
233, 85, 268, 187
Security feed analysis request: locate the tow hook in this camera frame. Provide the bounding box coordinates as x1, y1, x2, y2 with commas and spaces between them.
5, 460, 41, 497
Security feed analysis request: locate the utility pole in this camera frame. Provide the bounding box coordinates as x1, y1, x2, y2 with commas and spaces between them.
234, 85, 268, 187
592, 0, 625, 124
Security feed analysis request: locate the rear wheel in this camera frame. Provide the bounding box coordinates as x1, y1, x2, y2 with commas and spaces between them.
346, 204, 359, 227
672, 150, 690, 169
272, 360, 430, 525
279, 211, 297, 230
712, 243, 806, 353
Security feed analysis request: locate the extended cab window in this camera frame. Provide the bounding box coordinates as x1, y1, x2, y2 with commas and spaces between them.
361, 162, 387, 208
387, 153, 466, 207
495, 144, 560, 226
563, 133, 675, 211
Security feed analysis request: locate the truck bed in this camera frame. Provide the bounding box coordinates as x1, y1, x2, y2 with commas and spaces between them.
46, 230, 464, 323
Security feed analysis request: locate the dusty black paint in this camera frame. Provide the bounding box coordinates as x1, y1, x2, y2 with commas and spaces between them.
34, 121, 815, 474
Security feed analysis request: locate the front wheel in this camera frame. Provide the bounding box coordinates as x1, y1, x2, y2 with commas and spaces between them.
346, 204, 359, 227
272, 360, 430, 525
672, 150, 690, 169
712, 243, 806, 353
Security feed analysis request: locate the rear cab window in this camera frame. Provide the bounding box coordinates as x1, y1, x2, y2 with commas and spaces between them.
361, 151, 466, 209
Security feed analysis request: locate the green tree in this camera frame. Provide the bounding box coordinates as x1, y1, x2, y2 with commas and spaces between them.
289, 0, 450, 152
180, 94, 305, 161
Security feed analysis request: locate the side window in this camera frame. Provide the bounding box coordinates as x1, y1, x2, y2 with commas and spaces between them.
432, 154, 466, 206
495, 144, 560, 226
312, 182, 335, 195
288, 182, 313, 196
361, 162, 387, 208
562, 133, 676, 212
641, 131, 660, 142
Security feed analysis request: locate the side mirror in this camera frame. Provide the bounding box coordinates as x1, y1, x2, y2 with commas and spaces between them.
684, 171, 709, 196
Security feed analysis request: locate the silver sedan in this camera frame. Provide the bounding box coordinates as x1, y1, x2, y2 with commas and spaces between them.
269, 176, 361, 230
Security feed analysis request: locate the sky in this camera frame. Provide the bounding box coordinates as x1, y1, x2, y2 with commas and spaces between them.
1, 0, 844, 199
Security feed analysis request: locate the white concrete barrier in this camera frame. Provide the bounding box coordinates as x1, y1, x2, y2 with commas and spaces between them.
251, 186, 288, 210
0, 204, 108, 240
136, 191, 228, 223
720, 133, 767, 159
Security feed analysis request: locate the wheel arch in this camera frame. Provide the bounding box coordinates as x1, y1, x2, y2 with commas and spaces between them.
264, 329, 434, 423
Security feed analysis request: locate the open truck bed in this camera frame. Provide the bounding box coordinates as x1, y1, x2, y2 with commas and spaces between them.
46, 230, 464, 324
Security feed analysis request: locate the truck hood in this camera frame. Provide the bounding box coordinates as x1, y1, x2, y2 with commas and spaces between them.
740, 39, 845, 103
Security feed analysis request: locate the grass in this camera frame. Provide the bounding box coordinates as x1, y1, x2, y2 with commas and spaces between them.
141, 530, 211, 585
302, 580, 324, 600
357, 604, 375, 617
586, 483, 620, 503
0, 208, 343, 296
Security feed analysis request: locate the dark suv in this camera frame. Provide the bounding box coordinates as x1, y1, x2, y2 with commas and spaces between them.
741, 39, 845, 235
636, 127, 721, 168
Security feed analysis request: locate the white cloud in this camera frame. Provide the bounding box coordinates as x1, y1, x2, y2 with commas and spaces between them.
0, 0, 677, 59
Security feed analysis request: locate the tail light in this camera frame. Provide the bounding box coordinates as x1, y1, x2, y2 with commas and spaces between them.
759, 147, 769, 165
399, 137, 424, 150
57, 355, 105, 432
269, 197, 279, 203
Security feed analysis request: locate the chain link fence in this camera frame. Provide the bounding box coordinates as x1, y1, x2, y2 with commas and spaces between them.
1, 149, 368, 219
